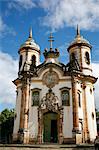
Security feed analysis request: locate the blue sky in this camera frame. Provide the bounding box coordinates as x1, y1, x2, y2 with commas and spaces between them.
0, 0, 99, 112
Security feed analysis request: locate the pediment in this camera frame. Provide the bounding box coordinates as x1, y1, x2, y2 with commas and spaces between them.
37, 63, 64, 79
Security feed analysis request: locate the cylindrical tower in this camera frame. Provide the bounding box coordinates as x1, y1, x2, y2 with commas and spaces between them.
67, 26, 92, 76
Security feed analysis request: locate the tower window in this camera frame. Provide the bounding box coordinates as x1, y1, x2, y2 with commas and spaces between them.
19, 55, 22, 69
85, 52, 90, 65
61, 90, 70, 106
31, 55, 36, 66
78, 92, 81, 107
32, 91, 39, 106
71, 53, 75, 61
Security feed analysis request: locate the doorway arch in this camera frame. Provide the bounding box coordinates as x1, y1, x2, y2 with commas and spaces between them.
43, 112, 58, 143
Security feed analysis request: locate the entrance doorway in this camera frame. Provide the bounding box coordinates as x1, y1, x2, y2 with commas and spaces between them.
43, 112, 58, 143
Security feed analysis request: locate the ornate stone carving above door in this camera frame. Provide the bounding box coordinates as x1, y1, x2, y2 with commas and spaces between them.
40, 89, 59, 111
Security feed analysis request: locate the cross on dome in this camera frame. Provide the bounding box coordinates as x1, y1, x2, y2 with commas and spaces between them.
29, 27, 32, 38
76, 24, 80, 37
48, 33, 54, 50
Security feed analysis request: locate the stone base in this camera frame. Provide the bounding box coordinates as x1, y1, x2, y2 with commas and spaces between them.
76, 133, 82, 144
72, 129, 83, 144
0, 144, 95, 150
63, 138, 75, 144
13, 134, 18, 143
23, 130, 29, 144
29, 138, 38, 144
13, 129, 29, 144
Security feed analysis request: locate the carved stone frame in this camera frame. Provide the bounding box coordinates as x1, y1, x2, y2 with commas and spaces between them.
37, 107, 63, 144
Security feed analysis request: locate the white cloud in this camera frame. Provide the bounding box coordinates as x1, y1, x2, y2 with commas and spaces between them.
8, 0, 36, 10
6, 0, 99, 30
0, 51, 18, 106
0, 16, 16, 37
39, 0, 99, 31
92, 63, 99, 109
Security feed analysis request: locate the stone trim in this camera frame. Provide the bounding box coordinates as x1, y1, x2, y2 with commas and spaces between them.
63, 138, 75, 144
71, 76, 79, 133
37, 108, 63, 144
81, 67, 92, 71
82, 83, 90, 143
17, 79, 30, 144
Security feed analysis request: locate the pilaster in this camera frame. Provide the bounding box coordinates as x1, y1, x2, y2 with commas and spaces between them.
18, 77, 30, 144
82, 83, 90, 143
72, 76, 79, 133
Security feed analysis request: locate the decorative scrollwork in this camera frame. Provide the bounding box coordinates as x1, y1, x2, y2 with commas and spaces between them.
40, 89, 59, 111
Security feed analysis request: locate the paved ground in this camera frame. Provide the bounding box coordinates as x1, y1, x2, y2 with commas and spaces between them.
0, 144, 95, 150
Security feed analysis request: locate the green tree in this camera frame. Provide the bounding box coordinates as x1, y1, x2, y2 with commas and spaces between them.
0, 108, 15, 143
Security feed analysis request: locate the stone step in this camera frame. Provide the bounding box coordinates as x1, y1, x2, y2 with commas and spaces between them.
0, 144, 95, 150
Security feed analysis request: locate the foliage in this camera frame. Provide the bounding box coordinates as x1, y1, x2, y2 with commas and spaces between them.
0, 108, 15, 143
96, 111, 99, 117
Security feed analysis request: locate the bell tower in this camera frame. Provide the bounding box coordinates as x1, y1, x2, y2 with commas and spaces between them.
13, 28, 40, 143
18, 28, 40, 73
67, 25, 92, 75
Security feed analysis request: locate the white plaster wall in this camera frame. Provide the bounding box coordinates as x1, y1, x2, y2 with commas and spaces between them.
69, 46, 92, 76
19, 49, 40, 71
27, 50, 40, 66
13, 86, 21, 135
30, 80, 72, 105
76, 82, 83, 120
81, 47, 92, 75
85, 83, 97, 141
45, 58, 58, 64
63, 106, 73, 138
28, 107, 38, 139
38, 68, 64, 80
29, 73, 73, 138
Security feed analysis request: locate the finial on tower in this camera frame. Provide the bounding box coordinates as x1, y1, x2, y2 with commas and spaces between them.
77, 24, 80, 37
29, 27, 32, 38
48, 33, 54, 50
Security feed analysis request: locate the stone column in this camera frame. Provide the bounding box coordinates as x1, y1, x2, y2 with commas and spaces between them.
19, 77, 29, 144
23, 80, 29, 144
59, 109, 63, 144
72, 76, 79, 133
82, 83, 90, 143
37, 109, 42, 144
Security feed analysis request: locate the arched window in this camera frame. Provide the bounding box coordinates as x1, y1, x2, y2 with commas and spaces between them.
78, 92, 81, 107
61, 90, 70, 106
19, 55, 22, 69
71, 52, 75, 61
31, 55, 36, 66
85, 52, 90, 64
32, 91, 39, 106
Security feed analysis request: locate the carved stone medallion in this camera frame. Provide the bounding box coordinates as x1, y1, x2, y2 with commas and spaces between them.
42, 69, 59, 88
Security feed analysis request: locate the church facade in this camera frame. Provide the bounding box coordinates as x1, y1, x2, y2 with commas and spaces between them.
13, 27, 97, 144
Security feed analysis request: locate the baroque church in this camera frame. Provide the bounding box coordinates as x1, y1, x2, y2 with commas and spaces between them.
13, 26, 97, 144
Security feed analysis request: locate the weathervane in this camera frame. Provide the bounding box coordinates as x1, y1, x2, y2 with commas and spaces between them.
48, 33, 54, 50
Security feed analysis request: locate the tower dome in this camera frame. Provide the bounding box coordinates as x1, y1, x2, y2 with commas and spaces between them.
67, 26, 92, 51
19, 28, 40, 52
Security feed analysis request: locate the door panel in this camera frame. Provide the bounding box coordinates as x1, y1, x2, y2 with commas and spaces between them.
43, 112, 58, 143
51, 120, 57, 143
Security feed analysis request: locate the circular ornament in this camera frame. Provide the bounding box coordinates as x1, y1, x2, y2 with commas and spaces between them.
42, 71, 59, 88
